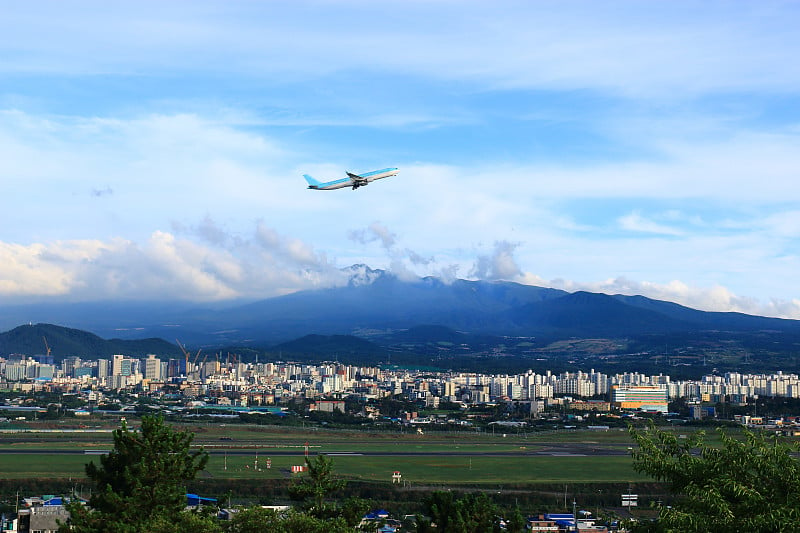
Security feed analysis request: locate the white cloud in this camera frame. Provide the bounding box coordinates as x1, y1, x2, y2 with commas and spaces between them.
0, 242, 73, 297
346, 221, 433, 278
0, 224, 345, 303
348, 222, 397, 249
471, 241, 523, 281
495, 130, 800, 203
618, 212, 684, 236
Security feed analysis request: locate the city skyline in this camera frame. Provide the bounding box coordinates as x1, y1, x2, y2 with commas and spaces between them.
4, 349, 799, 410
2, 2, 800, 320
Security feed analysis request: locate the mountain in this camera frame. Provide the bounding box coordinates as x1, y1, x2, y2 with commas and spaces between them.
0, 323, 181, 361
212, 272, 569, 342
1, 267, 799, 352
3, 269, 800, 376
612, 294, 797, 332
212, 274, 800, 343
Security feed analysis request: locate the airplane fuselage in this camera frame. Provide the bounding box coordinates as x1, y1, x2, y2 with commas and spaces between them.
305, 167, 399, 190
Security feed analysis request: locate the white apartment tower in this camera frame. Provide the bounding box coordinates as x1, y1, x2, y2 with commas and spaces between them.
145, 354, 162, 381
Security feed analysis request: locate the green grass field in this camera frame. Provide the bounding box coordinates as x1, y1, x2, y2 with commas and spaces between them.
0, 451, 647, 484
0, 421, 657, 483
318, 455, 646, 484
2, 420, 750, 486
0, 454, 90, 478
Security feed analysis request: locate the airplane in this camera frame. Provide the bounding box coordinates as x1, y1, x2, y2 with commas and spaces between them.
303, 167, 399, 190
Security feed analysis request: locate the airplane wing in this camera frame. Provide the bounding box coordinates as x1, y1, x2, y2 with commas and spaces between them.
346, 171, 368, 189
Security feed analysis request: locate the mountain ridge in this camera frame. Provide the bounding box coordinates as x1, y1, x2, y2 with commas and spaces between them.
0, 269, 798, 351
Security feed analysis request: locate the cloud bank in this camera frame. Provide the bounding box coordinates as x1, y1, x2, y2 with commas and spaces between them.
2, 220, 799, 321
0, 224, 341, 303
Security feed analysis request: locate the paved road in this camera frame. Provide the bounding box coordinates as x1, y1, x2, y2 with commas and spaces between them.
0, 447, 629, 457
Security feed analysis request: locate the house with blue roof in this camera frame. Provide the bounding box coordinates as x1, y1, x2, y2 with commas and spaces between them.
360, 508, 403, 531
186, 493, 217, 508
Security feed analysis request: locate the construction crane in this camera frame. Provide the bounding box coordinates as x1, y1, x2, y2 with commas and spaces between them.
176, 339, 190, 376
42, 337, 51, 358
189, 349, 202, 380
192, 349, 202, 368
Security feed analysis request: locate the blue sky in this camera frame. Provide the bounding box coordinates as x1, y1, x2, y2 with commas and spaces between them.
1, 1, 800, 318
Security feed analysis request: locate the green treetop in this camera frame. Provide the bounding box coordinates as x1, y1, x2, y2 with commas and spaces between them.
65, 415, 209, 532
287, 454, 346, 516
630, 423, 800, 532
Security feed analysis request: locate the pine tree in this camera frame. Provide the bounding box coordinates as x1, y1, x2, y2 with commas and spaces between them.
63, 415, 209, 532
286, 454, 345, 515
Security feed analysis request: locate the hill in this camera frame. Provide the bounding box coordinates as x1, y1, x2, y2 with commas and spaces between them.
270, 334, 387, 365
0, 323, 181, 361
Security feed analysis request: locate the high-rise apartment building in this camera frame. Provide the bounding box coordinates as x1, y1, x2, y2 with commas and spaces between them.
612, 385, 668, 413
144, 354, 162, 381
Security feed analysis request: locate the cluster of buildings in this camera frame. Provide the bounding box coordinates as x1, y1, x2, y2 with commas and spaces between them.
1, 351, 798, 417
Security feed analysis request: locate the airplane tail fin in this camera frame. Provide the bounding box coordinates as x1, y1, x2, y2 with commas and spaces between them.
303, 174, 321, 186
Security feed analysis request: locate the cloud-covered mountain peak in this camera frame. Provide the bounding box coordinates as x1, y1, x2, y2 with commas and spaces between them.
341, 264, 390, 287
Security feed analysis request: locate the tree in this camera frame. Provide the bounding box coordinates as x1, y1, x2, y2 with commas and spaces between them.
338, 497, 376, 528
224, 507, 350, 533
146, 511, 221, 533
64, 415, 209, 532
505, 506, 526, 533
630, 423, 800, 532
420, 491, 503, 533
287, 454, 346, 515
